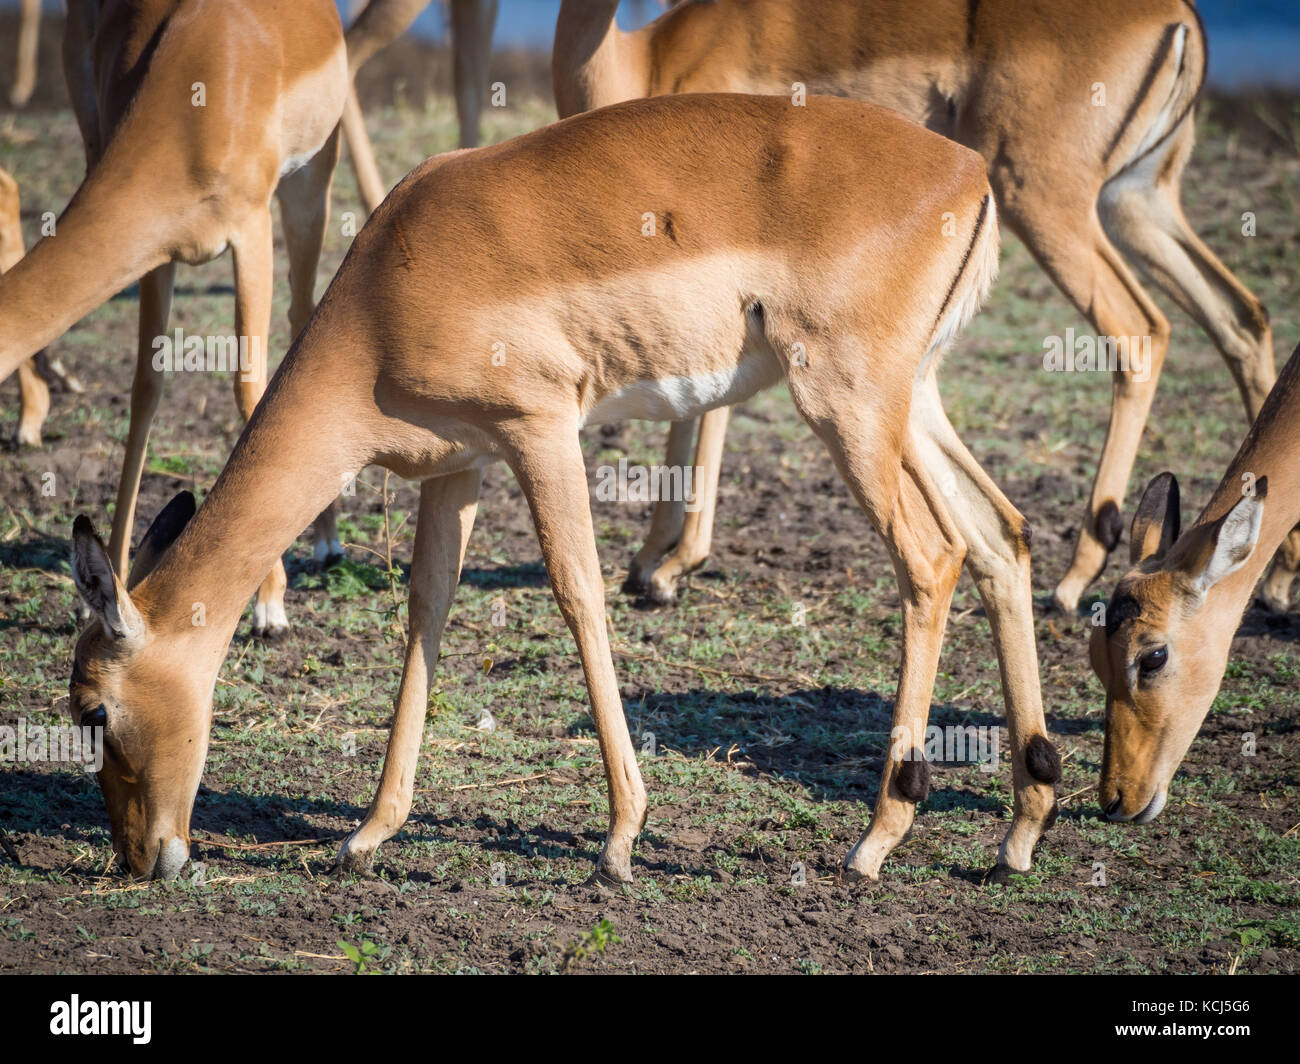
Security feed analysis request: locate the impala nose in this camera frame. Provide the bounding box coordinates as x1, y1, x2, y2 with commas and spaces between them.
1103, 794, 1124, 819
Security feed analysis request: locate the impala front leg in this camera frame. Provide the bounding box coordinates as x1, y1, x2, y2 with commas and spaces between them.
277, 129, 346, 569
505, 421, 646, 884
840, 455, 965, 881
339, 468, 482, 873
230, 210, 291, 638
108, 262, 177, 576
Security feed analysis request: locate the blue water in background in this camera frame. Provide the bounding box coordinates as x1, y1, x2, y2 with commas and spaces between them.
12, 1, 1300, 88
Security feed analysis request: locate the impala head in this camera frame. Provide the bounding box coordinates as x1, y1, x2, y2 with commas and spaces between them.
69, 493, 207, 880
1090, 473, 1266, 824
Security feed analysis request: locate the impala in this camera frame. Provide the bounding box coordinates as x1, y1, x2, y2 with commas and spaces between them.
68, 93, 1061, 884
3, 0, 351, 636
553, 0, 1290, 615
6, 0, 496, 452
1091, 341, 1300, 825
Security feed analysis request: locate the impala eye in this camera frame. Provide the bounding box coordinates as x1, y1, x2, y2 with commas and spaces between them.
82, 704, 108, 730
1138, 646, 1168, 676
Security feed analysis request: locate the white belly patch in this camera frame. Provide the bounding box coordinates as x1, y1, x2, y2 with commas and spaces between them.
583, 348, 782, 427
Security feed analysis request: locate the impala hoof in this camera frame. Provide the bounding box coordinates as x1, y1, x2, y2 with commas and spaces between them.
1049, 587, 1080, 616
1256, 587, 1291, 615
985, 863, 1027, 886
313, 539, 345, 570
336, 841, 375, 876
251, 600, 290, 641
590, 843, 634, 886
645, 578, 678, 607
842, 839, 885, 884
587, 866, 633, 889
840, 862, 879, 886
11, 426, 41, 449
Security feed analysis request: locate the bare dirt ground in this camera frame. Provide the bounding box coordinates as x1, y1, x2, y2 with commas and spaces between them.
0, 28, 1298, 973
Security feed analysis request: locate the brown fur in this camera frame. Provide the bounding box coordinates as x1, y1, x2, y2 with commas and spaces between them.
555, 0, 1280, 616
2, 0, 350, 635
1093, 345, 1300, 822
67, 94, 1052, 884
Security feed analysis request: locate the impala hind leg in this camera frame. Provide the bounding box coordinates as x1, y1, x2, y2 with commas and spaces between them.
1097, 123, 1300, 612
643, 405, 731, 605
909, 369, 1060, 878
450, 0, 499, 149
789, 371, 965, 880
230, 210, 290, 638
9, 0, 39, 109
278, 129, 345, 569
63, 0, 101, 168
1260, 535, 1300, 615
341, 86, 386, 217
626, 417, 695, 594
999, 185, 1171, 614
505, 422, 646, 884
338, 468, 482, 873
107, 263, 177, 576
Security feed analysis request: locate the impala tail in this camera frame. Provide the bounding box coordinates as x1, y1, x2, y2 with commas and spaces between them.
0, 153, 173, 382
1109, 12, 1206, 173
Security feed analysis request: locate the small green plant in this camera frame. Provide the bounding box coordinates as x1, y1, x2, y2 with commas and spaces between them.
560, 918, 622, 972
338, 937, 389, 975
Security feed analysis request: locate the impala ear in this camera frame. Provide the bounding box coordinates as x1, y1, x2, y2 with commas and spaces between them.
1130, 472, 1180, 565
71, 515, 143, 641
127, 491, 196, 589
1176, 479, 1267, 600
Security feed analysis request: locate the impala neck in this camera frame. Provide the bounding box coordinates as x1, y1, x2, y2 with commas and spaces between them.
1195, 346, 1300, 611
134, 334, 375, 645
0, 157, 171, 379
553, 0, 649, 116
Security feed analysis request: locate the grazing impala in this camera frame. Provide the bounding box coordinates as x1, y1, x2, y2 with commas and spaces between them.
68, 93, 1061, 884
1091, 342, 1300, 825
554, 0, 1290, 614
2, 0, 350, 636
9, 0, 495, 446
